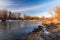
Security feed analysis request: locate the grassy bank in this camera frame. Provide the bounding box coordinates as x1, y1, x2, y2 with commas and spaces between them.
28, 23, 60, 40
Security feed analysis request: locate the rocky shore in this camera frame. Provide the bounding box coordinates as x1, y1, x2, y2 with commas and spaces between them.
28, 23, 60, 40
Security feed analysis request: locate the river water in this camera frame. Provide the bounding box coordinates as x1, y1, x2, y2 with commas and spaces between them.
0, 20, 40, 40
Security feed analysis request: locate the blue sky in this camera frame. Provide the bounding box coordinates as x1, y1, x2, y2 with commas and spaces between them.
0, 0, 60, 17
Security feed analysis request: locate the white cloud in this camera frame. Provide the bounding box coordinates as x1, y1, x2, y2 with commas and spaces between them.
0, 0, 14, 9
0, 0, 9, 6
13, 0, 60, 12
34, 12, 52, 18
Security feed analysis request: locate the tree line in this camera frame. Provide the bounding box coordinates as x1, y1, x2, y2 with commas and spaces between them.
0, 6, 59, 21
0, 9, 40, 20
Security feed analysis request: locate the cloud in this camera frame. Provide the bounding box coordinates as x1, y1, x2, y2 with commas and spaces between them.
13, 0, 60, 12
0, 0, 15, 9
0, 0, 10, 6
33, 12, 52, 17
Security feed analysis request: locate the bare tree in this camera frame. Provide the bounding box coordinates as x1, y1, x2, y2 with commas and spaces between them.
54, 6, 60, 15
1, 9, 8, 19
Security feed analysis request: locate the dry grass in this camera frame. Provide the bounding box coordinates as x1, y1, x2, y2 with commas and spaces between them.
52, 25, 60, 33
28, 31, 42, 40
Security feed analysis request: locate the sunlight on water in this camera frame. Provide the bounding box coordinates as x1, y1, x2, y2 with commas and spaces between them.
44, 31, 51, 35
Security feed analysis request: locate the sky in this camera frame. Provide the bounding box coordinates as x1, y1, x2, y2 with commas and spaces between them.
0, 0, 60, 17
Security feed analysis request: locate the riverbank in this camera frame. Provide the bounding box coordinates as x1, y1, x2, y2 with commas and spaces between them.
28, 23, 60, 40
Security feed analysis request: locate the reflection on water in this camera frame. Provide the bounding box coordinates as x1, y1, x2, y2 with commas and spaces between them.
0, 20, 40, 40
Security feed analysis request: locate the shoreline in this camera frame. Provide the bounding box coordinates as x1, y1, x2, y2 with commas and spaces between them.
28, 23, 60, 40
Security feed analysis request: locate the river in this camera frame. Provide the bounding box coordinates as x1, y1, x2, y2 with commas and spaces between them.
0, 20, 40, 40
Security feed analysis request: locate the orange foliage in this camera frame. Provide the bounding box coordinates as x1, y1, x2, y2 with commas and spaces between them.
41, 6, 60, 24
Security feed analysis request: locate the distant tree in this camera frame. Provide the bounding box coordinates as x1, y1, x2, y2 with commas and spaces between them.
1, 9, 8, 19
16, 13, 21, 19
11, 12, 16, 19
0, 10, 2, 18
9, 11, 12, 19
23, 13, 28, 20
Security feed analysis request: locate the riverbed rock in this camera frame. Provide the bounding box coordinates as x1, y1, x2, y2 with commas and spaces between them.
32, 28, 40, 34
38, 26, 43, 30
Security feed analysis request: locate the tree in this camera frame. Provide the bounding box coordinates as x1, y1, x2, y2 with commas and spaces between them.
48, 10, 55, 16
54, 6, 60, 15
23, 13, 28, 20
9, 11, 12, 19
1, 9, 8, 19
0, 10, 2, 18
